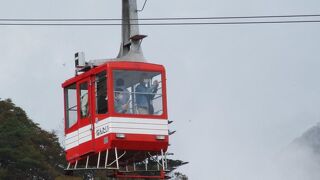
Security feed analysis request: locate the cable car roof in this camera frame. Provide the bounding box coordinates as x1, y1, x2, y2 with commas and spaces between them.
62, 61, 165, 88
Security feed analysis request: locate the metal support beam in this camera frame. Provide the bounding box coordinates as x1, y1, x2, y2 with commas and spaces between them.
137, 0, 148, 12
161, 149, 165, 171
148, 152, 163, 169
145, 159, 148, 171
115, 147, 119, 169
117, 0, 146, 61
157, 155, 160, 170
97, 152, 101, 168
75, 160, 78, 169
86, 156, 89, 169
104, 149, 109, 168
165, 152, 168, 170
64, 150, 168, 178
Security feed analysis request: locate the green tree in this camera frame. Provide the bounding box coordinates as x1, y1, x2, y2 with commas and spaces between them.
0, 99, 66, 180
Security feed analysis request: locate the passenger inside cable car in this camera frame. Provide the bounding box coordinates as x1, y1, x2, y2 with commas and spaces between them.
113, 70, 163, 115
114, 78, 130, 113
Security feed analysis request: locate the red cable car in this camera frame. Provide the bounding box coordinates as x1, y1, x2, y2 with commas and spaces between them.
62, 1, 170, 178
62, 61, 169, 160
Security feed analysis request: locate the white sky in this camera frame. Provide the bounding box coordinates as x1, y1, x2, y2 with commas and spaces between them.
1, 0, 320, 179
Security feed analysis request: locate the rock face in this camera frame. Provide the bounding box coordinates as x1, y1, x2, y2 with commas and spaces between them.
292, 123, 320, 155
272, 123, 320, 180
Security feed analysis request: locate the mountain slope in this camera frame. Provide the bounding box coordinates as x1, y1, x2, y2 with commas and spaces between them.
270, 123, 320, 180
293, 123, 320, 154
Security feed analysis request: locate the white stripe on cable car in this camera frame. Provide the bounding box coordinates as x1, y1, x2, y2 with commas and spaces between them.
65, 140, 78, 151
65, 125, 91, 142
109, 127, 168, 136
78, 129, 92, 139
78, 125, 91, 134
95, 122, 168, 132
78, 134, 92, 144
65, 134, 78, 146
65, 130, 77, 141
96, 121, 168, 131
94, 117, 168, 138
65, 125, 92, 148
65, 117, 168, 150
95, 117, 167, 128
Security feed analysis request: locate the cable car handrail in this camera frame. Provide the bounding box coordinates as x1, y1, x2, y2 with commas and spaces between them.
67, 105, 77, 111
113, 90, 162, 96
152, 94, 162, 100
154, 110, 163, 114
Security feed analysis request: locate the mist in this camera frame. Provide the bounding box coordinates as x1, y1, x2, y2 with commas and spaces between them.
1, 0, 320, 179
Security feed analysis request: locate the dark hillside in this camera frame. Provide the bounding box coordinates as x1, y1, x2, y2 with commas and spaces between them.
0, 99, 65, 180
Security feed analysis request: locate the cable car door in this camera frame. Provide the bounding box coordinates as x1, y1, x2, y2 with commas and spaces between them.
77, 78, 94, 154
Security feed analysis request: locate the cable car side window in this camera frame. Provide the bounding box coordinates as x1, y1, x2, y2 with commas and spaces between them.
113, 70, 163, 115
95, 71, 108, 114
80, 82, 89, 118
65, 83, 77, 128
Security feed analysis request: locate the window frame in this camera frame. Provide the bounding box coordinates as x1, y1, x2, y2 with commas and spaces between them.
64, 83, 78, 131
79, 81, 90, 119
110, 68, 167, 119
94, 70, 108, 115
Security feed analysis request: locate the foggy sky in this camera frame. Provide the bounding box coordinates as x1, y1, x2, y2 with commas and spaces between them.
1, 0, 320, 179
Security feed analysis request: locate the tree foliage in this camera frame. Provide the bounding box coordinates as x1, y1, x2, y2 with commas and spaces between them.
0, 99, 66, 180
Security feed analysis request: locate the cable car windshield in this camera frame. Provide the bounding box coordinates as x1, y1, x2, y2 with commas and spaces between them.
113, 70, 163, 115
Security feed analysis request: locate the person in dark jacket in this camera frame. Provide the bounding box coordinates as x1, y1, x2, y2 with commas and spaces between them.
114, 78, 130, 113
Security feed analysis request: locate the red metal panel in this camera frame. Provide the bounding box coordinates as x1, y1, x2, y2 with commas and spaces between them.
94, 133, 168, 152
